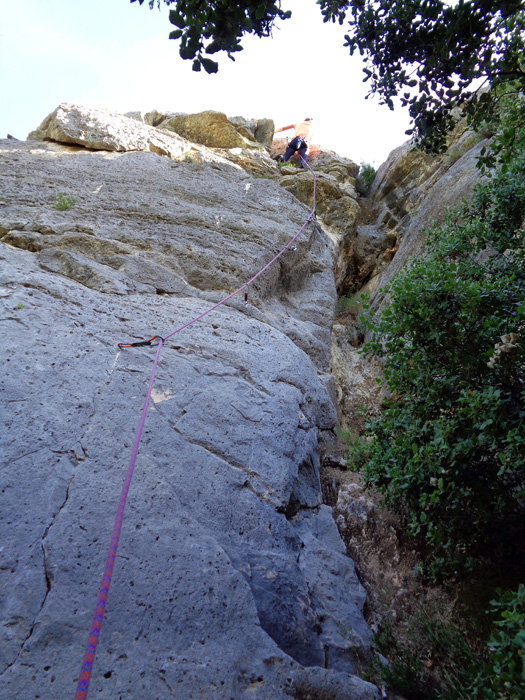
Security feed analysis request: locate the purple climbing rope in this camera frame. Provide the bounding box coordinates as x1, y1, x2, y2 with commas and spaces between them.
74, 338, 163, 700
74, 160, 317, 699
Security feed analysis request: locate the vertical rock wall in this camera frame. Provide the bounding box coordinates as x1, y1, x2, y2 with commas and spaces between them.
0, 105, 380, 700
331, 130, 488, 432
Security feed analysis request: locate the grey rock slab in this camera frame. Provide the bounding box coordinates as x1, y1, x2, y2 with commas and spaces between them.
0, 139, 335, 370
278, 172, 360, 255
0, 122, 377, 699
38, 246, 156, 295
0, 245, 363, 697
295, 507, 372, 676
28, 103, 193, 158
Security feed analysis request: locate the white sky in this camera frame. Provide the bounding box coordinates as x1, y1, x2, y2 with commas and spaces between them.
0, 0, 412, 166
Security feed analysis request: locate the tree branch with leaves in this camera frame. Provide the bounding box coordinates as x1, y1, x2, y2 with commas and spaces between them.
131, 0, 291, 73
133, 0, 525, 153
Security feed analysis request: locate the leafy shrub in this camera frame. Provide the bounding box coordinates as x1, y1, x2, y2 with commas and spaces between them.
336, 293, 364, 315
54, 192, 77, 210
278, 159, 297, 169
372, 587, 525, 700
372, 606, 481, 700
478, 585, 525, 700
349, 151, 525, 578
475, 84, 525, 174
356, 162, 376, 194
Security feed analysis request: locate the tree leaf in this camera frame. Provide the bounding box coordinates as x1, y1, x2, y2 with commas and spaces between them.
200, 57, 219, 74
169, 10, 186, 29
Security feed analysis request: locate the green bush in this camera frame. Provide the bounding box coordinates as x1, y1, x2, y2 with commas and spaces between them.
478, 585, 525, 700
372, 587, 525, 700
54, 192, 77, 210
336, 293, 365, 315
356, 162, 376, 194
475, 84, 525, 174
372, 606, 481, 700
349, 151, 525, 578
278, 159, 296, 169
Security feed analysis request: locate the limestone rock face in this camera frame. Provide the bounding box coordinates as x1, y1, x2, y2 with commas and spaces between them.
280, 171, 360, 247
145, 110, 274, 149
331, 322, 383, 430
158, 110, 268, 150
219, 147, 281, 179
228, 115, 276, 148
335, 132, 487, 297
28, 103, 192, 158
308, 150, 360, 198
367, 133, 487, 296
270, 142, 361, 262
0, 114, 377, 700
331, 131, 487, 434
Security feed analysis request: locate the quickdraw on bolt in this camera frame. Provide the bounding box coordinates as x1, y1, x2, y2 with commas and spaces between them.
117, 335, 164, 349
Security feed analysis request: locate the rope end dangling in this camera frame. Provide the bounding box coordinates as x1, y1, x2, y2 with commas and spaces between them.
118, 335, 164, 350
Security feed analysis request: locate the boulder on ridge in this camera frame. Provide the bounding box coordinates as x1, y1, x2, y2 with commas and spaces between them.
158, 110, 268, 150
28, 103, 192, 158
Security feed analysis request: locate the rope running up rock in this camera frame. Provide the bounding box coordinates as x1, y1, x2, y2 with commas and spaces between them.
74, 160, 317, 699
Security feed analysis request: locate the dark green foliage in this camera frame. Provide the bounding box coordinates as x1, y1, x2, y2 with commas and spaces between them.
132, 1, 525, 152
319, 0, 525, 154
372, 607, 482, 700
481, 584, 525, 700
372, 588, 525, 700
349, 152, 525, 579
131, 0, 292, 73
476, 84, 525, 172
356, 161, 376, 194
53, 192, 77, 210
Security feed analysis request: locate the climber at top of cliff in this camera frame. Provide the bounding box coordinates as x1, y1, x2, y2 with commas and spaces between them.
275, 118, 314, 168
